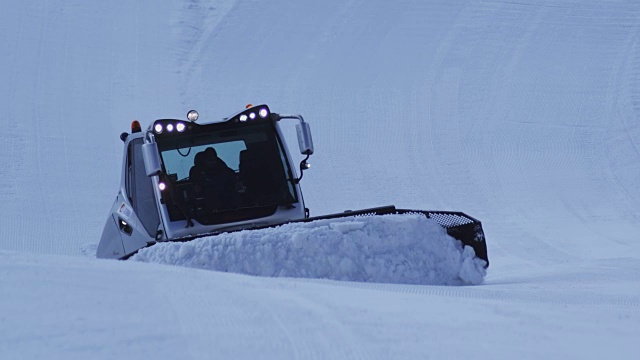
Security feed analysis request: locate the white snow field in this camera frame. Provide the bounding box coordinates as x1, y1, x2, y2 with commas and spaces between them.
1, 0, 640, 358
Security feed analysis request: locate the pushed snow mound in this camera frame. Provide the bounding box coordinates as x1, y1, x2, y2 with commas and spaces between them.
132, 213, 487, 285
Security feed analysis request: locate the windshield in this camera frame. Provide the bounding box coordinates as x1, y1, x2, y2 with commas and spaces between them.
156, 121, 296, 225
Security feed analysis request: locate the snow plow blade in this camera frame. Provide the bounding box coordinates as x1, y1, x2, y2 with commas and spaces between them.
300, 206, 488, 267
138, 205, 488, 266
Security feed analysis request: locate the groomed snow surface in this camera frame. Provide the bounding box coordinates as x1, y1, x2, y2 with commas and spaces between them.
2, 0, 640, 359
133, 214, 487, 285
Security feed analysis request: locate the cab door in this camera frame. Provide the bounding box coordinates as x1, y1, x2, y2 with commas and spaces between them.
118, 137, 161, 256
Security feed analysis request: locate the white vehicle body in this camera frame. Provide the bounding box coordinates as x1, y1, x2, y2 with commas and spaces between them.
97, 105, 488, 265
97, 105, 313, 259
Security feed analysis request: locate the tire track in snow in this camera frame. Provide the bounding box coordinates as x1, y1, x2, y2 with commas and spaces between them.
171, 0, 238, 108
427, 0, 640, 261
0, 3, 27, 207
160, 271, 372, 359
423, 1, 581, 264
252, 291, 372, 360
0, 2, 48, 252
607, 28, 640, 213
160, 275, 303, 359
624, 34, 640, 158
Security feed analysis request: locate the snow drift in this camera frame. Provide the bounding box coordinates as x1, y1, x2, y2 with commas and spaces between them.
132, 213, 487, 285
3, 0, 640, 357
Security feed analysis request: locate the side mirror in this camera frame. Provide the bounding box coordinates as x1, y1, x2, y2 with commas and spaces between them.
142, 142, 162, 176
294, 123, 313, 184
296, 122, 314, 155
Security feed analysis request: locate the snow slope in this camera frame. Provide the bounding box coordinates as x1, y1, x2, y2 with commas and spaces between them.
1, 0, 639, 358
1, 249, 638, 359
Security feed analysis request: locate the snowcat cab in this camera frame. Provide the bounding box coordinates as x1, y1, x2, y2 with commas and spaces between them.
97, 105, 488, 267
97, 105, 313, 259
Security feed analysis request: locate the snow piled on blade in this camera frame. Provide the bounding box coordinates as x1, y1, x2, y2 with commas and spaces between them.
132, 213, 487, 285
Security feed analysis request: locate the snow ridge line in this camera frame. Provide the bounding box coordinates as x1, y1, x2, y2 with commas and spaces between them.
287, 277, 640, 309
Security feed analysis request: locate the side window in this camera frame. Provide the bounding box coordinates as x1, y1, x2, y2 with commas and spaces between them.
125, 143, 134, 204
126, 138, 160, 237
